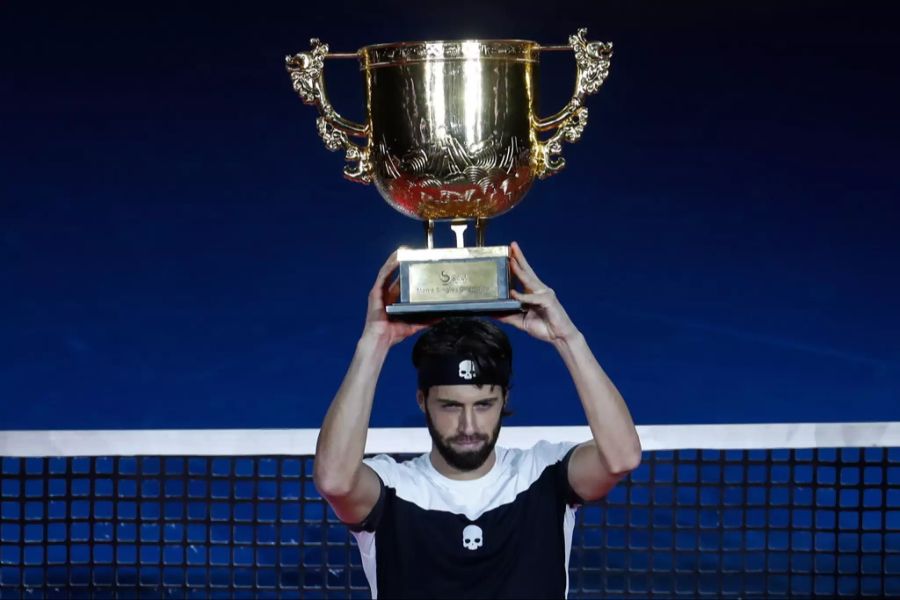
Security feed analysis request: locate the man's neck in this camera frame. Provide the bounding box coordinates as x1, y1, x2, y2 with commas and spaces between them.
429, 448, 497, 481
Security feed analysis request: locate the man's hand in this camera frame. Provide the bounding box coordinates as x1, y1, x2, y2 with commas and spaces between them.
496, 242, 580, 345
362, 250, 433, 347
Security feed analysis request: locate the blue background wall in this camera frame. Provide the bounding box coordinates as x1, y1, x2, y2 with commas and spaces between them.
2, 1, 898, 429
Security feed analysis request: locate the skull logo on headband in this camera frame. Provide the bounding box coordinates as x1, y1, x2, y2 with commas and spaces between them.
458, 360, 477, 381
418, 355, 507, 388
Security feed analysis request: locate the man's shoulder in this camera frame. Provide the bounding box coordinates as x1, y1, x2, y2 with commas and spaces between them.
498, 440, 579, 474
363, 452, 430, 487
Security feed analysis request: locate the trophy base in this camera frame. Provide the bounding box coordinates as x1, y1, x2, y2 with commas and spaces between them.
386, 298, 522, 316
386, 246, 522, 318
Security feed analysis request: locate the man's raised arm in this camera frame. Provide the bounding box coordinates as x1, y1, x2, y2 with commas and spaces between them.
497, 242, 643, 502
313, 251, 430, 525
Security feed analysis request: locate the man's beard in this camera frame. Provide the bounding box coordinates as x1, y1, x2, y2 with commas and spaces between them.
425, 407, 502, 472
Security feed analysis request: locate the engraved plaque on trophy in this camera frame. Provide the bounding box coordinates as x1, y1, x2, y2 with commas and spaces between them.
286, 29, 612, 315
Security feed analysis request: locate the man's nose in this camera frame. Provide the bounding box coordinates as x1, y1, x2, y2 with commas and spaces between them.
459, 408, 477, 435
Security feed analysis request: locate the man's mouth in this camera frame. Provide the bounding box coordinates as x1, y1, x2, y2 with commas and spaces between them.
451, 437, 485, 448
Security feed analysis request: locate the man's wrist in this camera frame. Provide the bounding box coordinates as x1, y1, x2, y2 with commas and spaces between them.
552, 329, 586, 354
358, 329, 393, 356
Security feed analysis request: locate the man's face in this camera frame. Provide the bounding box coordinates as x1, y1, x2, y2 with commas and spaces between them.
420, 384, 506, 472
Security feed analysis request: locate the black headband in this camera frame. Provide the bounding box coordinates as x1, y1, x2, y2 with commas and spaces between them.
417, 355, 510, 389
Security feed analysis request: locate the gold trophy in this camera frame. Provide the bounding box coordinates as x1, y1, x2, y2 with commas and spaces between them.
286, 29, 611, 315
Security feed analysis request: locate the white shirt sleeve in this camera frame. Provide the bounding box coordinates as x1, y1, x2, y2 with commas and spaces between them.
363, 453, 400, 487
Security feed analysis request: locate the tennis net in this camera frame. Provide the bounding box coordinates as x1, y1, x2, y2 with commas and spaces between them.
1, 423, 898, 598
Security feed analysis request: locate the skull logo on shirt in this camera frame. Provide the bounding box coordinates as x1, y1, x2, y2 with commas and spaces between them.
462, 524, 483, 550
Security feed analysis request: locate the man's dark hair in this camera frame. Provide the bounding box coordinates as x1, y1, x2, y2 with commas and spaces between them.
412, 317, 513, 416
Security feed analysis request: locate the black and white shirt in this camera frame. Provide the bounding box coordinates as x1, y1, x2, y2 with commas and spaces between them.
348, 441, 583, 599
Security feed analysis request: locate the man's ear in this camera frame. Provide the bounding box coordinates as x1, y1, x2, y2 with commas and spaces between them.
501, 388, 512, 417
416, 389, 427, 413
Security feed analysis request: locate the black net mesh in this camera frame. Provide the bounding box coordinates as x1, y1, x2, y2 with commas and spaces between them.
1, 446, 898, 598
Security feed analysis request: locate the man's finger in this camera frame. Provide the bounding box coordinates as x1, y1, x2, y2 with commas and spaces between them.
510, 288, 547, 306
382, 274, 400, 293
374, 251, 400, 287
369, 255, 399, 307
510, 241, 539, 275
509, 256, 544, 291
493, 313, 527, 330
383, 279, 401, 305
408, 322, 432, 335
510, 242, 540, 280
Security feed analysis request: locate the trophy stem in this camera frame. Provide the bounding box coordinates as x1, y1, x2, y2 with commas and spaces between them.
423, 218, 487, 249
476, 218, 487, 247
424, 219, 435, 249
449, 219, 468, 248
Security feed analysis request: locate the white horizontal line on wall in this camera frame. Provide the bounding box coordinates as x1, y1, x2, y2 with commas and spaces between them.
1, 422, 898, 457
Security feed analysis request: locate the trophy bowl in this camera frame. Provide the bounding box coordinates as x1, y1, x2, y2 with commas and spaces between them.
362, 39, 538, 221
286, 30, 612, 315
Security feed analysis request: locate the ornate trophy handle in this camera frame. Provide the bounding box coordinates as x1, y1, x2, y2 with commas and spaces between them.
285, 39, 373, 184
533, 29, 612, 179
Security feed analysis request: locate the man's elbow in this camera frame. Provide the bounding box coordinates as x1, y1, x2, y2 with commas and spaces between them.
313, 460, 355, 498
609, 453, 642, 476
608, 441, 643, 475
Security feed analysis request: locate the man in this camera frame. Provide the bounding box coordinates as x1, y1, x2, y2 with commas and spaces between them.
314, 241, 642, 599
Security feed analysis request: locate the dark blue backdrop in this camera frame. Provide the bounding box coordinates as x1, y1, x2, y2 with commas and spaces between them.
2, 1, 898, 429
